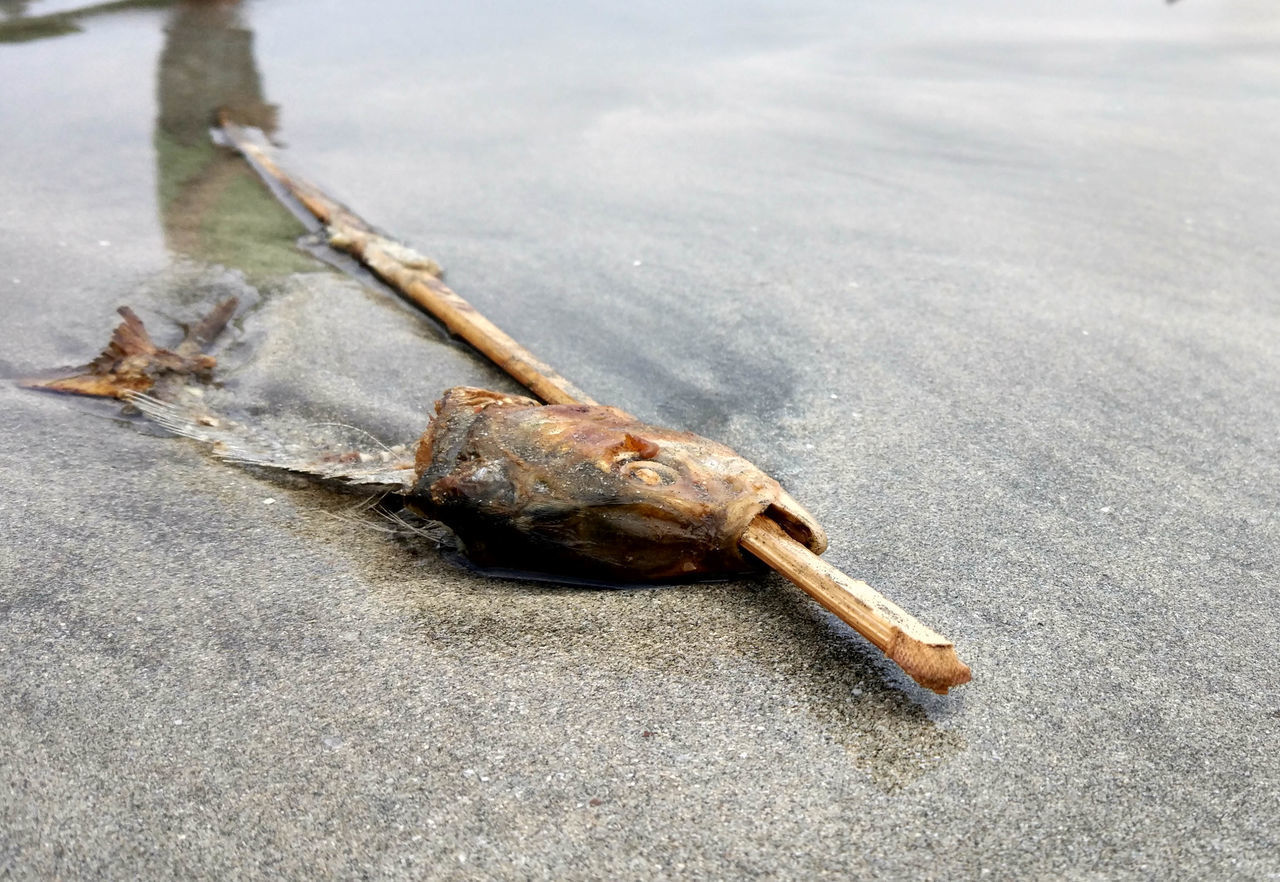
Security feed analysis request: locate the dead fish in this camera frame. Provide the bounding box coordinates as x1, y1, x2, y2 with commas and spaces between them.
408, 386, 824, 582
30, 302, 825, 583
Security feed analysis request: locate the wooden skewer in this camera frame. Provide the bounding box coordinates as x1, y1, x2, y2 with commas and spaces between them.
218, 115, 972, 694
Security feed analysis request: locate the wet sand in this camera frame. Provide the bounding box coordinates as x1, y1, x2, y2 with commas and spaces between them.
2, 0, 1278, 877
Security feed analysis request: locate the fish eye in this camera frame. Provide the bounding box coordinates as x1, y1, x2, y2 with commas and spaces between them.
620, 460, 678, 486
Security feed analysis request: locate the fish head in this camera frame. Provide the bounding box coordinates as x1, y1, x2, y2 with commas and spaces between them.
411, 387, 784, 581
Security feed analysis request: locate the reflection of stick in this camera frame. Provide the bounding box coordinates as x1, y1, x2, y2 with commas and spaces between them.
217, 114, 972, 694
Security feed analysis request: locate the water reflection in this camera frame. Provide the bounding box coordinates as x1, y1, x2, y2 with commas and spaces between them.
0, 0, 313, 276
154, 1, 312, 275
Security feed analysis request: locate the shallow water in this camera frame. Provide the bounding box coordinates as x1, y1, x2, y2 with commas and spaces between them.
2, 1, 1279, 878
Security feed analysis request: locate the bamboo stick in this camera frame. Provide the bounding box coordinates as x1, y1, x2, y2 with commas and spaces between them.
217, 115, 972, 694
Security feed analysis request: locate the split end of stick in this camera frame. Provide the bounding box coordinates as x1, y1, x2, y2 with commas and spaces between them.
885, 631, 971, 695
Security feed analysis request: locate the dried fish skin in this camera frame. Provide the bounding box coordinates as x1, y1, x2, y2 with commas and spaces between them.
410, 386, 788, 582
